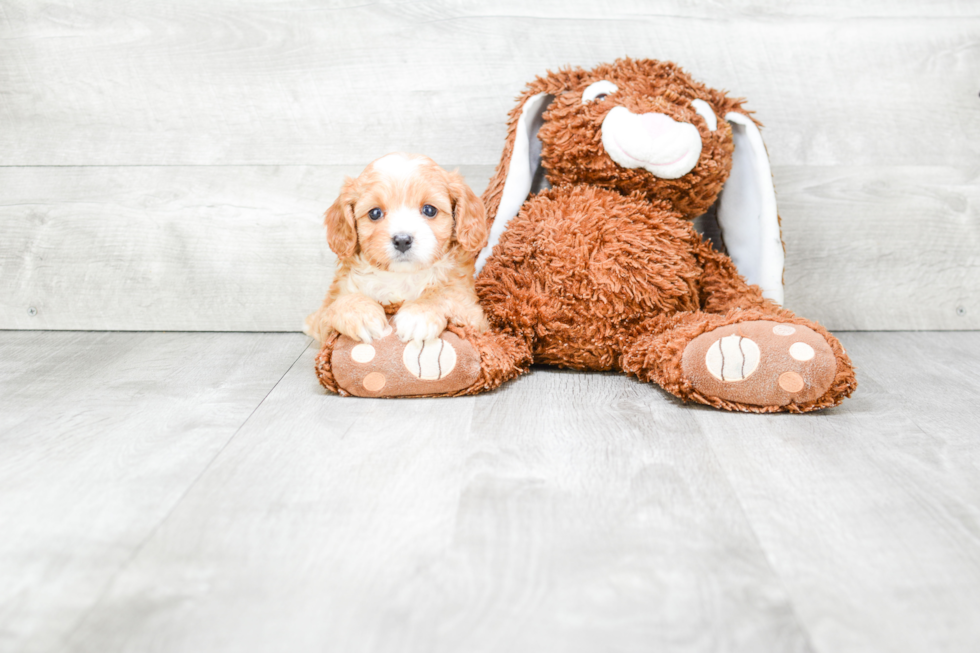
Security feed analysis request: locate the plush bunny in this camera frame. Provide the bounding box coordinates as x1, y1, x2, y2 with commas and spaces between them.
316, 58, 856, 412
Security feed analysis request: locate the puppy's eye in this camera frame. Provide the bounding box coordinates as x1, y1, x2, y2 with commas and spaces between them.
594, 94, 608, 101
421, 204, 438, 218
368, 208, 384, 221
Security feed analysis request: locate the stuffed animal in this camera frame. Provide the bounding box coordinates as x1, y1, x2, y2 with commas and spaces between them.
316, 58, 857, 413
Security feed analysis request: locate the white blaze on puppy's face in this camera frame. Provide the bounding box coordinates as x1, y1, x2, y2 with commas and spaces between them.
350, 153, 455, 272
371, 152, 422, 178
384, 206, 438, 271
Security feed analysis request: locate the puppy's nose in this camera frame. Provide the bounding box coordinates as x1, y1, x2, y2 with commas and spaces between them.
392, 233, 413, 253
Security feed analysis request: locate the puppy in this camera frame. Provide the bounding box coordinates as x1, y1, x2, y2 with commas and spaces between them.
304, 153, 489, 346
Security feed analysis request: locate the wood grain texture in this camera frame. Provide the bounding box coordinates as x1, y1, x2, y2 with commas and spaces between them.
3, 331, 980, 652
1, 1, 978, 167
2, 164, 976, 331
61, 344, 814, 653
844, 332, 980, 468
0, 331, 309, 653
695, 331, 980, 653
777, 166, 980, 330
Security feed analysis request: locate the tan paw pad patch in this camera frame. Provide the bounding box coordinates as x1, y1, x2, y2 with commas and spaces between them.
778, 371, 805, 393
362, 372, 386, 392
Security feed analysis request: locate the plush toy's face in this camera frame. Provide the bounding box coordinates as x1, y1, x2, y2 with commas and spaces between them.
536, 60, 743, 218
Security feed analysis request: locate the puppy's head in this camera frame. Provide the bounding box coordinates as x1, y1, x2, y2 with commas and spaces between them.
324, 153, 487, 271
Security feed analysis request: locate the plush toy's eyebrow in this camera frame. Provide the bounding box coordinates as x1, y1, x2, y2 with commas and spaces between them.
691, 99, 718, 131
582, 80, 619, 103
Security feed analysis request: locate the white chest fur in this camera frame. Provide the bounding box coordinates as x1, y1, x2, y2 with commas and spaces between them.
343, 257, 452, 305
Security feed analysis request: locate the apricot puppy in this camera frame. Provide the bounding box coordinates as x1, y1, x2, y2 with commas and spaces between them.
304, 153, 489, 345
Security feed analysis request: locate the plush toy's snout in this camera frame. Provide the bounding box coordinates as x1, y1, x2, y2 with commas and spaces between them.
601, 107, 703, 179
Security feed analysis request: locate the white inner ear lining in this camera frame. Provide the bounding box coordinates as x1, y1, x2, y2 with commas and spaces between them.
716, 112, 784, 305
475, 92, 552, 273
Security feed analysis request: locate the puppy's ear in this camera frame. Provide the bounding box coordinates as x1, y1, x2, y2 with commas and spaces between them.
324, 177, 359, 258
447, 170, 488, 255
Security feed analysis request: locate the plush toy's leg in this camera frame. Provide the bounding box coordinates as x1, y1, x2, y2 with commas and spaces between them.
621, 308, 856, 413
314, 323, 532, 398
620, 239, 856, 412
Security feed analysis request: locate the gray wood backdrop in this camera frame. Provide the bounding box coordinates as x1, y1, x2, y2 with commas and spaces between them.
2, 0, 978, 332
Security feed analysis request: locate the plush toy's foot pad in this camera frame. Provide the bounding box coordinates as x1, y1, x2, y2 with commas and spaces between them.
681, 320, 836, 408
331, 325, 481, 398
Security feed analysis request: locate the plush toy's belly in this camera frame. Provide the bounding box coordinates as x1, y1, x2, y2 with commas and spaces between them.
477, 185, 704, 371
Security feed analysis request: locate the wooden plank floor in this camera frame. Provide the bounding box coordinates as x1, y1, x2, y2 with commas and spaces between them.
1, 331, 978, 653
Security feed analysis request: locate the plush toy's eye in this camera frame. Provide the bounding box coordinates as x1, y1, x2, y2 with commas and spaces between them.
421, 204, 438, 218
691, 99, 718, 132
582, 80, 619, 104
368, 208, 384, 221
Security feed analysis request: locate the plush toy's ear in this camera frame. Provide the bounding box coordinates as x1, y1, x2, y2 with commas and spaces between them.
476, 92, 554, 272
324, 177, 359, 259
714, 113, 785, 306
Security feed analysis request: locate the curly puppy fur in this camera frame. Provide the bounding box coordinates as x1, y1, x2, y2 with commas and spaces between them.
305, 153, 489, 346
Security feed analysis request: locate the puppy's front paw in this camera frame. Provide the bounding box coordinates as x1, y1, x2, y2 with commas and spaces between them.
331, 300, 389, 343
394, 305, 448, 343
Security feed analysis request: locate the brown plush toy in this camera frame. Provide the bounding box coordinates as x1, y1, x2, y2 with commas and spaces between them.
316, 58, 857, 412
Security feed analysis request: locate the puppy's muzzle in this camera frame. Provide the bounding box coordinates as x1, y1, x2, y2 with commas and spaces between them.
392, 233, 414, 253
